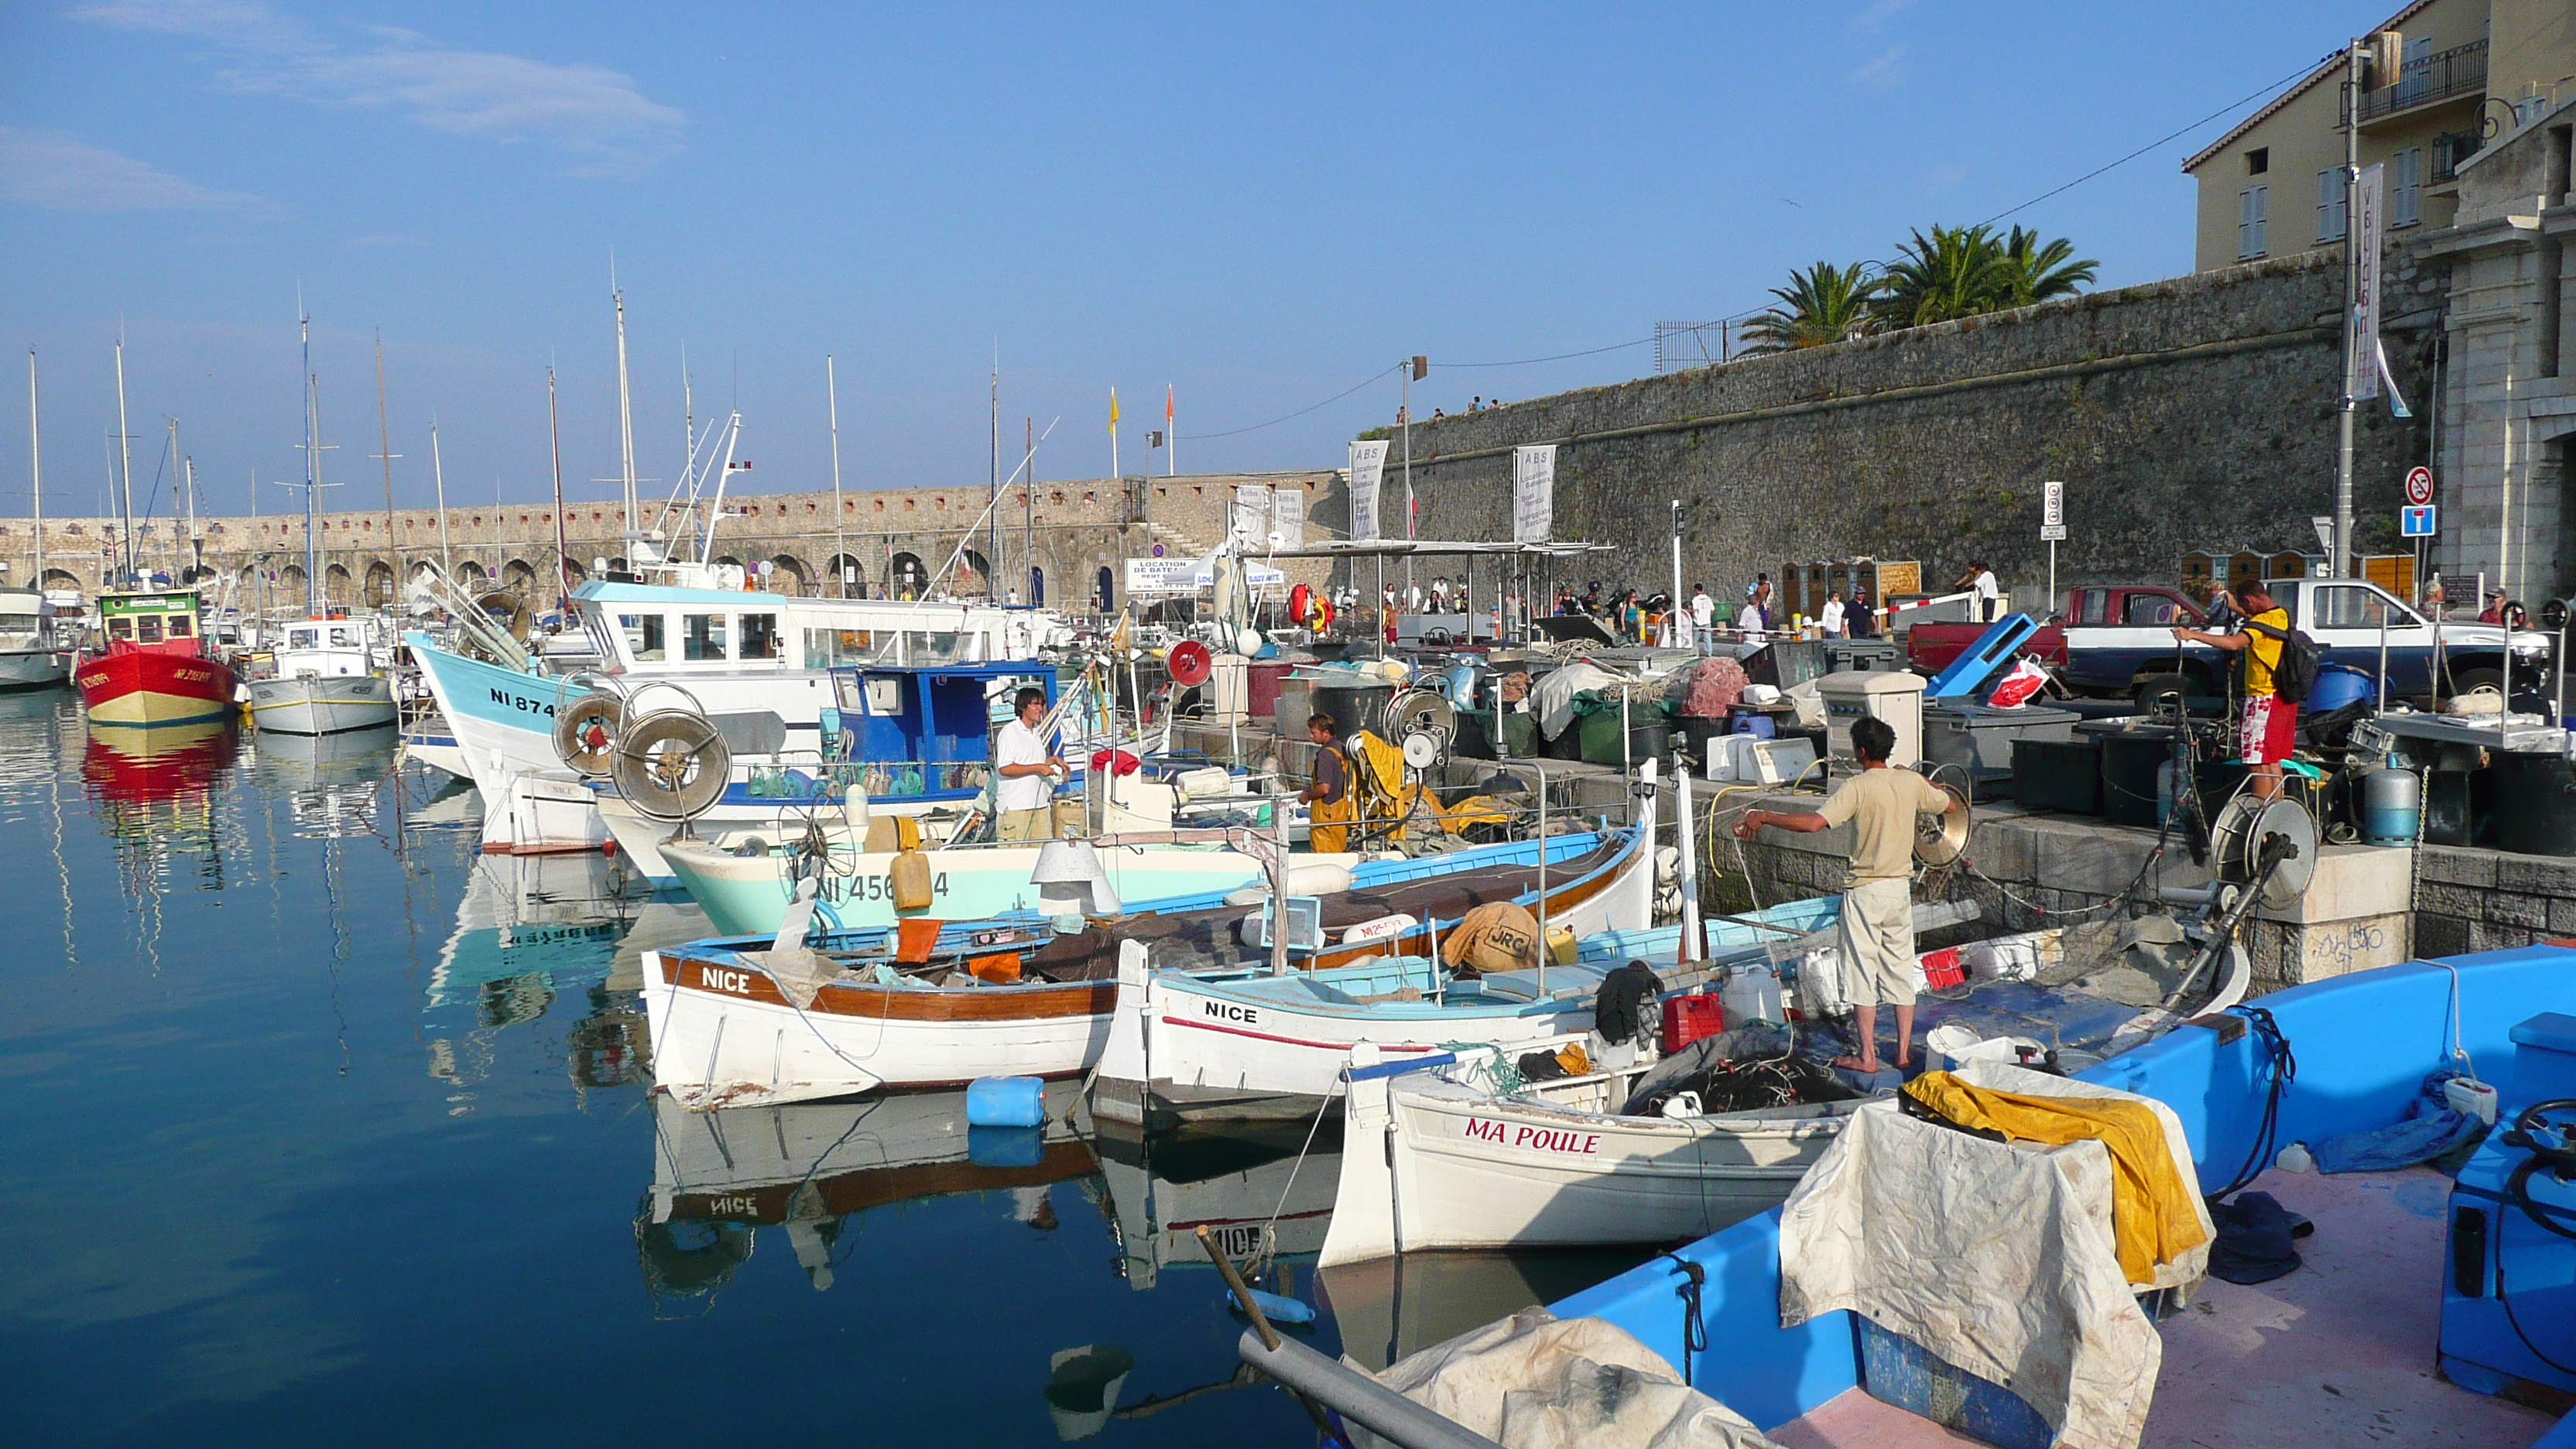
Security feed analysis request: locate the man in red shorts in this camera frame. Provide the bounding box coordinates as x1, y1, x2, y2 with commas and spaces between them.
2170, 582, 2295, 801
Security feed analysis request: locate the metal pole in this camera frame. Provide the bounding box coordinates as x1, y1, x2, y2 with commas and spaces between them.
1402, 366, 1414, 603
1675, 745, 1699, 968
1533, 760, 1548, 999
827, 355, 845, 598
26, 351, 41, 590
1670, 499, 1684, 649
2047, 539, 2057, 617
2334, 39, 2362, 581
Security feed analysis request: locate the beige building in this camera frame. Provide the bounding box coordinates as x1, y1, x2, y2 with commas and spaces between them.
2185, 0, 2576, 275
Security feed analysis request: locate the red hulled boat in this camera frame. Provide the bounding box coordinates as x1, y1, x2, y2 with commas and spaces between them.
77, 588, 238, 728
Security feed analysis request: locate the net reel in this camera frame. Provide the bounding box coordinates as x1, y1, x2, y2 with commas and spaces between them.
612, 710, 734, 831
1914, 782, 1971, 868
474, 590, 533, 643
2208, 790, 2317, 910
553, 690, 626, 779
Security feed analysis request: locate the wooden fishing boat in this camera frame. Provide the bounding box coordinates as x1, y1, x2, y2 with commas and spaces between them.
1321, 1027, 1869, 1266
77, 588, 238, 727
642, 823, 1649, 1109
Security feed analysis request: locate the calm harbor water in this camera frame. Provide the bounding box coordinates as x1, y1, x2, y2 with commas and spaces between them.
0, 694, 1639, 1446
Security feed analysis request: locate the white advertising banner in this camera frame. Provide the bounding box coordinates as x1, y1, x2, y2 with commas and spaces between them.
1124, 557, 1288, 596
1231, 484, 1272, 548
1348, 440, 1389, 542
1272, 487, 1306, 550
1512, 444, 1557, 543
2350, 162, 2384, 400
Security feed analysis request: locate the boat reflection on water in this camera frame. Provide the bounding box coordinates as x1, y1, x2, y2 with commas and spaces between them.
1316, 1246, 1661, 1373
81, 719, 242, 896
640, 1085, 1095, 1309
247, 724, 399, 841
426, 849, 653, 1108
1093, 1123, 1343, 1293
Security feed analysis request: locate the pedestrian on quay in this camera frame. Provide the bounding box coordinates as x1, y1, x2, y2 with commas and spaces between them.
1818, 588, 1847, 638
1733, 716, 1949, 1074
1846, 587, 1875, 639
1690, 584, 1714, 654
2170, 581, 2297, 803
1300, 713, 1358, 852
1954, 560, 2002, 623
995, 686, 1068, 841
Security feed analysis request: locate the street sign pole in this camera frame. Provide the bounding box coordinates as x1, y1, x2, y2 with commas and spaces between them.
2040, 480, 2067, 612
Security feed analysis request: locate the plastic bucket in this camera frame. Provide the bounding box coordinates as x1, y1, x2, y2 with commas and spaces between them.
2307, 663, 2373, 714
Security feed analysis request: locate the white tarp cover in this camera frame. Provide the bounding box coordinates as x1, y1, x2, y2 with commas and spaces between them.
1351, 1307, 1782, 1449
1776, 1060, 2210, 1449
1530, 663, 1620, 742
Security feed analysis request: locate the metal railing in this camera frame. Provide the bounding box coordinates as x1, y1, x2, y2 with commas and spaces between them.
2358, 39, 2488, 124
2432, 128, 2483, 183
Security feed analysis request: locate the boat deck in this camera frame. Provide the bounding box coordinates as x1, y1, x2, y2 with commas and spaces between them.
1767, 1166, 2558, 1449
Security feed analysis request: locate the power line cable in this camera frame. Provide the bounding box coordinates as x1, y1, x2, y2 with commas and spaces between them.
1180, 362, 1402, 440
1443, 336, 1655, 368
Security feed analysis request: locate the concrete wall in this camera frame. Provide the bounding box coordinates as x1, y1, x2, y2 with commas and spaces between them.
17, 469, 1340, 611
2413, 844, 2576, 953
1353, 251, 2434, 615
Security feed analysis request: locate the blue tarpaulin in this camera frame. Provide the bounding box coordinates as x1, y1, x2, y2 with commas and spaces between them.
2311, 1070, 2485, 1173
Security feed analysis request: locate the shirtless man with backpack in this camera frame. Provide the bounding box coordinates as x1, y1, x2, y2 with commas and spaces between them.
2170, 582, 2310, 802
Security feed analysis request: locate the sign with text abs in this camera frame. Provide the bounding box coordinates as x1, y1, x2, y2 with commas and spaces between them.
1348, 440, 1389, 542
1512, 444, 1557, 543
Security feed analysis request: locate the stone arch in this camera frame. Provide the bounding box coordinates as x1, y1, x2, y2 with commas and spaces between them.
823, 553, 866, 598
180, 564, 216, 585
891, 552, 927, 600
1028, 564, 1044, 606
766, 554, 809, 595
711, 553, 743, 570
324, 562, 354, 606
42, 567, 80, 593
459, 560, 488, 587
280, 563, 308, 598
501, 559, 536, 597
956, 548, 992, 596
560, 559, 589, 593
365, 560, 396, 608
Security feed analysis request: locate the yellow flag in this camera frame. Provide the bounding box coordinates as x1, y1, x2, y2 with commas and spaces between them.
1108, 388, 1121, 432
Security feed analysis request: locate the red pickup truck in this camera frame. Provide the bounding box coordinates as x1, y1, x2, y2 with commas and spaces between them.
1903, 586, 2207, 697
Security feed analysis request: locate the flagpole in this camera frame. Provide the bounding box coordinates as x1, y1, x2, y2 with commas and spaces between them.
2334, 36, 2360, 583
1110, 388, 1121, 478
1166, 384, 1176, 478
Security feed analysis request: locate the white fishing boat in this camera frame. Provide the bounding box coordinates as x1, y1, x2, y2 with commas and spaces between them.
1090, 778, 1668, 1129
241, 616, 400, 734
643, 823, 1649, 1109
1321, 1026, 1870, 1266
0, 586, 74, 690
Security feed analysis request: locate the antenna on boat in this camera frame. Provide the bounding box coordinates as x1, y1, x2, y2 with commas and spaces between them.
614, 279, 639, 563
372, 333, 403, 611
113, 334, 135, 584
548, 365, 570, 612
827, 355, 844, 598
25, 351, 43, 591
293, 313, 339, 615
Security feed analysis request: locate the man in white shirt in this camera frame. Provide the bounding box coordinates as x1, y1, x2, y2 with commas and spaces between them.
1690, 586, 1714, 654
1956, 561, 2002, 623
995, 686, 1066, 841
1818, 589, 1847, 638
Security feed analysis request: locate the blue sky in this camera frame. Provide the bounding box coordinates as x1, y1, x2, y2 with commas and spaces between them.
2, 1, 2390, 520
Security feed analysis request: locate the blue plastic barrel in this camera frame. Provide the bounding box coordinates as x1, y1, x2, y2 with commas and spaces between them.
2307, 663, 2373, 713
966, 1075, 1047, 1128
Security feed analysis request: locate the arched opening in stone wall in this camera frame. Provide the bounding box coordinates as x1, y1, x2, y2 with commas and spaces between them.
560, 559, 588, 596
711, 554, 742, 570
180, 564, 215, 584
1029, 566, 1044, 606
459, 560, 488, 587
365, 561, 396, 608
824, 553, 866, 598
891, 552, 926, 600
1096, 564, 1115, 611
280, 564, 308, 600
501, 559, 536, 597
42, 568, 79, 593
324, 563, 354, 607
767, 555, 809, 595
956, 548, 992, 598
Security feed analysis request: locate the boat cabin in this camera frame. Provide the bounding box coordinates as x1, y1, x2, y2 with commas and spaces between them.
569, 581, 1052, 676
0, 588, 57, 650
97, 591, 206, 653
820, 662, 1056, 803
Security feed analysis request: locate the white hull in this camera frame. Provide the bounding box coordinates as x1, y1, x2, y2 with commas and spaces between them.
0, 646, 72, 690
245, 673, 400, 735
1092, 777, 1658, 1127
601, 790, 960, 887
1321, 1049, 1861, 1266
648, 1084, 1088, 1222
481, 771, 610, 855
642, 945, 1119, 1109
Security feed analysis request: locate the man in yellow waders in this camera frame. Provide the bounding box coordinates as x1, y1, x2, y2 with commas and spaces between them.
1301, 712, 1356, 853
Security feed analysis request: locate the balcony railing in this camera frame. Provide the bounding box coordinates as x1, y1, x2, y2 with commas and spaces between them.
2431, 128, 2483, 183
2358, 39, 2489, 124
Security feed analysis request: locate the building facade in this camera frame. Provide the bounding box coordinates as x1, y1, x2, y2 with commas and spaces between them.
2185, 0, 2576, 276
3, 469, 1341, 613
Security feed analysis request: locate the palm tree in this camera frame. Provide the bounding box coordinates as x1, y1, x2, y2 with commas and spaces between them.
1997, 226, 2098, 307
1873, 224, 2012, 328
1738, 261, 1884, 355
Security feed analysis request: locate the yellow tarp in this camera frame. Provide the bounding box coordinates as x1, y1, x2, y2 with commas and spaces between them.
1902, 1070, 2209, 1285
1344, 730, 1512, 838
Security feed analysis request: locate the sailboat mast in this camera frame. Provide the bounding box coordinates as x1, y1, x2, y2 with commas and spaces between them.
302, 315, 323, 615
113, 339, 135, 581
548, 368, 570, 611
615, 288, 638, 556
827, 355, 844, 598
166, 419, 179, 582
375, 334, 402, 609
26, 351, 41, 589
430, 423, 453, 580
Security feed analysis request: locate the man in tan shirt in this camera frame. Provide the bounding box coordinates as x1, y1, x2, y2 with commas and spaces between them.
1734, 717, 1950, 1074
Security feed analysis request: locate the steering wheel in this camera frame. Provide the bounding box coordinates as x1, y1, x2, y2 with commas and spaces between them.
2502, 1098, 2576, 1241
